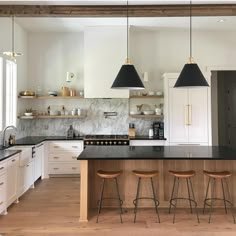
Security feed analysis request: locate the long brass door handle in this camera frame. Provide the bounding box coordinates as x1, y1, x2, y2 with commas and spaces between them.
185, 105, 190, 125
188, 104, 192, 125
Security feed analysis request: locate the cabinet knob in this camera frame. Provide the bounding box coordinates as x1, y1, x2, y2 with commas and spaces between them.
0, 182, 4, 186
12, 159, 16, 162
0, 167, 4, 170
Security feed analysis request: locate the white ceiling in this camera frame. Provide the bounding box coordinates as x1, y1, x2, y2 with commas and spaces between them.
13, 16, 236, 32
1, 0, 236, 5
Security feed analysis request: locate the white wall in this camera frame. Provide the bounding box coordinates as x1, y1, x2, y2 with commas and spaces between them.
28, 32, 84, 95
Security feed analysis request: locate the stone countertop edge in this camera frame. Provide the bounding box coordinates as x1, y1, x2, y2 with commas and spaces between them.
0, 150, 21, 162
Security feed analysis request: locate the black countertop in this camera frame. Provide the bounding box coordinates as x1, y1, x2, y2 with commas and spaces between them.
78, 146, 236, 160
129, 136, 167, 140
14, 136, 84, 146
0, 149, 21, 162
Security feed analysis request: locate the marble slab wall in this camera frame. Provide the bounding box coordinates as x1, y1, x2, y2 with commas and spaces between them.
17, 99, 162, 137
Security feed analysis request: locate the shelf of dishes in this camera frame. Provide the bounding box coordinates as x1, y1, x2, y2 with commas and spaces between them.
129, 114, 163, 118
18, 95, 84, 99
18, 115, 86, 119
129, 95, 164, 99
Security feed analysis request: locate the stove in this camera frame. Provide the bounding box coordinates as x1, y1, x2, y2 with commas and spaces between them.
84, 135, 129, 145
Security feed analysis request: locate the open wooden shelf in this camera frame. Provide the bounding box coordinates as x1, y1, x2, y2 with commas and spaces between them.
129, 95, 164, 99
129, 114, 163, 118
18, 115, 86, 119
18, 96, 84, 99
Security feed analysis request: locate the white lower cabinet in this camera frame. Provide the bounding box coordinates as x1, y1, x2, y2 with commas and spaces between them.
0, 160, 7, 215
6, 154, 19, 207
48, 141, 83, 175
34, 143, 44, 182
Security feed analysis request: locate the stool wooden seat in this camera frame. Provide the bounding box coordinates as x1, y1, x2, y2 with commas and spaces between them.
203, 170, 235, 223
133, 170, 158, 178
97, 170, 123, 179
169, 170, 195, 178
168, 169, 199, 223
132, 169, 160, 223
96, 169, 123, 223
203, 170, 232, 179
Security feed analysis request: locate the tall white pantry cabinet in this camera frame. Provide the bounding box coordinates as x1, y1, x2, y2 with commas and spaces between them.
163, 73, 212, 146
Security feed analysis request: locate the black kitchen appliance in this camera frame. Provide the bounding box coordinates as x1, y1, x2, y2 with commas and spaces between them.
84, 135, 129, 146
153, 122, 165, 139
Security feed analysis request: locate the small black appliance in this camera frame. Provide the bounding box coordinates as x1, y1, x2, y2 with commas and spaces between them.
153, 122, 164, 139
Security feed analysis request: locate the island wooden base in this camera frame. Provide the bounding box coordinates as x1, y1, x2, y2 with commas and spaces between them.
79, 160, 236, 222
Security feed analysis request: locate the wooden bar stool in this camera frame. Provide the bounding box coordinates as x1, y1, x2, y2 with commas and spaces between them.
132, 170, 160, 223
203, 170, 235, 223
169, 170, 199, 224
96, 170, 123, 223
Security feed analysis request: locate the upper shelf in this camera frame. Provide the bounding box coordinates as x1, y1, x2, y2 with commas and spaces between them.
129, 95, 164, 99
18, 96, 84, 99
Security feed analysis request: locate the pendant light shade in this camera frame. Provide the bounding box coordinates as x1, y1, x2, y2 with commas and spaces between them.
111, 0, 144, 90
3, 16, 23, 61
174, 0, 209, 88
174, 63, 209, 87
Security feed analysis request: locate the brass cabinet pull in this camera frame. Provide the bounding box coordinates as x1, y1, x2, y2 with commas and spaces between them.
0, 167, 4, 170
53, 145, 59, 148
53, 156, 59, 159
188, 104, 192, 125
72, 146, 78, 149
0, 201, 3, 205
0, 182, 4, 186
72, 156, 77, 159
53, 168, 59, 170
72, 167, 77, 170
12, 159, 16, 162
178, 144, 200, 146
26, 165, 30, 167
185, 105, 190, 125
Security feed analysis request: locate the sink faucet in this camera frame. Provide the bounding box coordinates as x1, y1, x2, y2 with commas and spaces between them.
2, 125, 17, 147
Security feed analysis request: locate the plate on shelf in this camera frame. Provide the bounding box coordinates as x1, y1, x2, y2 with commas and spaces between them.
130, 111, 142, 115
143, 111, 155, 115
48, 91, 58, 96
24, 112, 33, 116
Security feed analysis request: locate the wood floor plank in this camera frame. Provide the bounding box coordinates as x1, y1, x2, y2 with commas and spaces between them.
0, 177, 236, 236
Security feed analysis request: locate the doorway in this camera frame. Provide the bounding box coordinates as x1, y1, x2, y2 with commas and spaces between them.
211, 71, 236, 148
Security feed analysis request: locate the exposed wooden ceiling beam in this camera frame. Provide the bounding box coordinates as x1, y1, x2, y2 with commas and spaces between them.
0, 4, 236, 17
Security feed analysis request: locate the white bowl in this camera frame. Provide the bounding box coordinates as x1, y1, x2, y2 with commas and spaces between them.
130, 111, 142, 115
48, 91, 57, 96
156, 91, 163, 96
143, 110, 155, 115
50, 110, 59, 116
148, 91, 155, 96
24, 112, 33, 116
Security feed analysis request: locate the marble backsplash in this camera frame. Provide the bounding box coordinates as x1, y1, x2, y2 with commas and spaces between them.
17, 99, 163, 138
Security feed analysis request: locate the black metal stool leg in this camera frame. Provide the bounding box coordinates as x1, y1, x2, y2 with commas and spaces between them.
225, 178, 236, 224
186, 178, 193, 214
134, 177, 141, 223
150, 177, 160, 223
169, 176, 176, 214
114, 177, 123, 223
172, 177, 180, 224
203, 177, 211, 214
189, 177, 200, 223
221, 179, 227, 214
209, 178, 216, 223
96, 178, 105, 223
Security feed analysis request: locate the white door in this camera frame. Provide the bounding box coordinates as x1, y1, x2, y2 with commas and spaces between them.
188, 87, 209, 143
6, 155, 19, 207
168, 79, 189, 143
25, 162, 34, 191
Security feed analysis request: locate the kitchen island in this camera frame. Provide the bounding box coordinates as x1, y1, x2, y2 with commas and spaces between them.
78, 146, 236, 222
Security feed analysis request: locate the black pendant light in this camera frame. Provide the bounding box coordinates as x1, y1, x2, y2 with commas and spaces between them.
174, 0, 209, 88
111, 0, 144, 90
3, 16, 23, 61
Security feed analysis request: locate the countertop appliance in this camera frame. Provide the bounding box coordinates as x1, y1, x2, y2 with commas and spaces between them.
84, 135, 129, 145
153, 122, 165, 139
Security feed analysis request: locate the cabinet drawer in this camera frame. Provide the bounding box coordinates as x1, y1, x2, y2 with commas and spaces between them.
7, 154, 19, 167
48, 163, 80, 175
0, 174, 6, 213
0, 161, 7, 175
49, 142, 83, 152
49, 152, 80, 162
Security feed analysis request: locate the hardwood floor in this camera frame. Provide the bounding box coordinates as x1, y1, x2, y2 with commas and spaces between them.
0, 177, 236, 236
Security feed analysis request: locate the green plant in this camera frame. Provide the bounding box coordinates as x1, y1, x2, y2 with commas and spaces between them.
25, 108, 33, 113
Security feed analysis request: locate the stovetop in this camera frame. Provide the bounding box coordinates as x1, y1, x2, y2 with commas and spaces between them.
84, 135, 129, 140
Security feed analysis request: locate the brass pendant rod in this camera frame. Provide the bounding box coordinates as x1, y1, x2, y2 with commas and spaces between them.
127, 0, 129, 60
190, 0, 192, 60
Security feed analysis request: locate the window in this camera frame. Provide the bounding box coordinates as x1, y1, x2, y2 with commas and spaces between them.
0, 57, 17, 131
